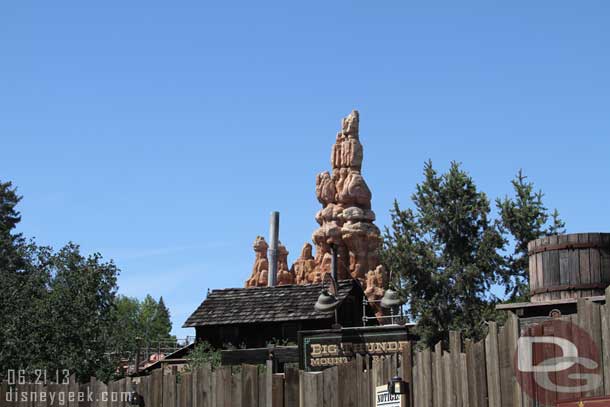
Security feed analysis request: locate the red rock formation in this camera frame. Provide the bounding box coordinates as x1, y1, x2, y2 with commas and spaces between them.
276, 243, 295, 285
364, 265, 387, 318
245, 236, 269, 287
245, 111, 387, 309
310, 110, 383, 291
292, 243, 316, 285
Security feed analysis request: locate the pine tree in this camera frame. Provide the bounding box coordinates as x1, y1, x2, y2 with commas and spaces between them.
0, 181, 51, 377
138, 295, 174, 346
155, 296, 173, 340
382, 161, 505, 346
496, 170, 566, 301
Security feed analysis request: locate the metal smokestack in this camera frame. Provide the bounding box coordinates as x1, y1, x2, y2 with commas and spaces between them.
330, 243, 338, 282
268, 211, 279, 287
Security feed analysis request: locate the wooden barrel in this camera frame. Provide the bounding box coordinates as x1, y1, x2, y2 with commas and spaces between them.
527, 233, 610, 302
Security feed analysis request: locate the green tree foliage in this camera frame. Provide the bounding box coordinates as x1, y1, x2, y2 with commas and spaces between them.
496, 170, 566, 301
0, 182, 52, 376
382, 163, 565, 346
382, 161, 505, 346
44, 244, 119, 381
139, 295, 174, 344
111, 294, 176, 359
0, 179, 120, 382
111, 296, 141, 360
185, 341, 221, 371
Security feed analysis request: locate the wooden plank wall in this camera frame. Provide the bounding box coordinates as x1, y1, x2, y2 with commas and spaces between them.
3, 290, 610, 407
0, 356, 404, 407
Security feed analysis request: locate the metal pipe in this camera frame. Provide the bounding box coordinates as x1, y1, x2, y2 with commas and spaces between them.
268, 211, 279, 287
330, 243, 338, 282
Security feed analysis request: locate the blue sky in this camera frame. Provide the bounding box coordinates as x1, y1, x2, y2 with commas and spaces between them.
1, 1, 609, 337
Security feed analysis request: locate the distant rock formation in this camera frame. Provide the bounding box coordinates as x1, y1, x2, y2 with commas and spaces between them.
364, 265, 387, 318
245, 111, 387, 310
292, 243, 317, 285
245, 236, 269, 287
276, 243, 295, 285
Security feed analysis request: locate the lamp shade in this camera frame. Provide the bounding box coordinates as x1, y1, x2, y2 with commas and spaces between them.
314, 290, 340, 312
380, 288, 404, 308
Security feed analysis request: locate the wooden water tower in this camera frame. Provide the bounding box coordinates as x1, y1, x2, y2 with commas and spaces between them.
527, 233, 610, 302
498, 233, 610, 320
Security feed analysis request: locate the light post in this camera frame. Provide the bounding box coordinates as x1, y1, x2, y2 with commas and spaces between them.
381, 270, 408, 397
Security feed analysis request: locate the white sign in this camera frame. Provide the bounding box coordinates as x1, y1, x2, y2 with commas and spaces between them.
375, 385, 401, 407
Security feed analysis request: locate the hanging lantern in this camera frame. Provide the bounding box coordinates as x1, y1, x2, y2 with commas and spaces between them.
387, 376, 407, 395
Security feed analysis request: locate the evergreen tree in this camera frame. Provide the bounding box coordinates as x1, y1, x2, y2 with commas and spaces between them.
496, 170, 566, 301
138, 295, 174, 346
0, 181, 51, 376
110, 296, 141, 363
155, 297, 173, 340
44, 244, 119, 381
382, 161, 505, 346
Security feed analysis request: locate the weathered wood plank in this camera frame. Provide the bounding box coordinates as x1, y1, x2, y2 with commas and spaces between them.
433, 344, 443, 407
199, 365, 212, 407
460, 353, 469, 407
164, 373, 177, 407
300, 373, 322, 407
548, 235, 560, 299
465, 340, 477, 407
590, 300, 604, 397
568, 233, 581, 292
421, 349, 433, 407
322, 367, 338, 407
284, 366, 298, 407
604, 290, 610, 395
443, 352, 454, 407
498, 325, 513, 407
558, 235, 570, 299
240, 365, 258, 407
590, 233, 602, 295
257, 368, 266, 407
449, 331, 462, 407
265, 361, 272, 407
601, 235, 610, 284
485, 321, 501, 407
271, 375, 282, 407
579, 234, 592, 297
151, 369, 163, 407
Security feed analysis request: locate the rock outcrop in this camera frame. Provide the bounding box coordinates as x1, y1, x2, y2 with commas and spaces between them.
245, 236, 269, 287
276, 243, 295, 285
245, 111, 387, 312
292, 243, 317, 285
310, 110, 383, 288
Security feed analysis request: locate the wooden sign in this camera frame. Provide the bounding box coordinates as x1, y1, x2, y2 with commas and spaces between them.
556, 396, 610, 406
375, 385, 401, 407
298, 325, 413, 371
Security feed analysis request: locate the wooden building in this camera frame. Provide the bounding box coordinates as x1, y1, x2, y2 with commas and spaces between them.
183, 279, 374, 349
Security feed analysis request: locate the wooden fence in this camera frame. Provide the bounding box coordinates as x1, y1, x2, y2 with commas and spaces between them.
0, 354, 409, 407
3, 288, 610, 407
411, 290, 610, 407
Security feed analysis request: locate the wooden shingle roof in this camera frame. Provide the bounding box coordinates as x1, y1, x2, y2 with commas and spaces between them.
183, 280, 361, 327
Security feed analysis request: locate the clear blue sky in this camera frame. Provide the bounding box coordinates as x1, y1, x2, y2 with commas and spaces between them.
1, 1, 609, 337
